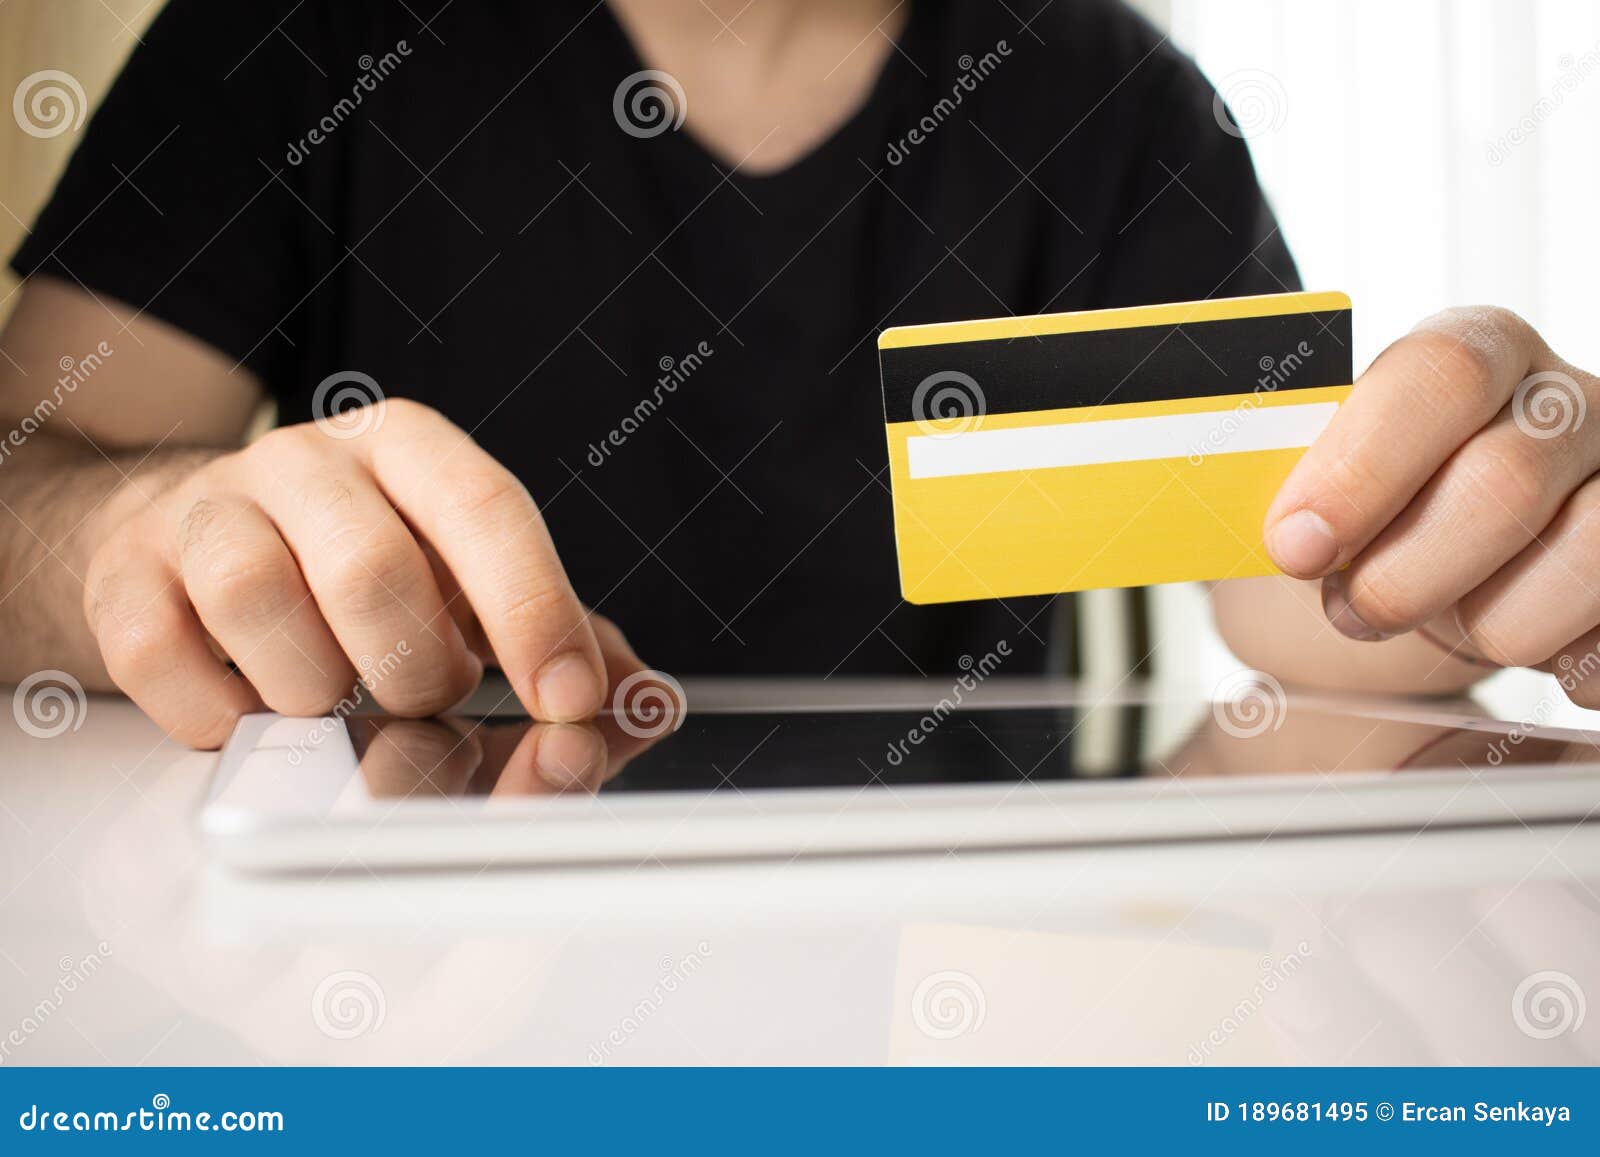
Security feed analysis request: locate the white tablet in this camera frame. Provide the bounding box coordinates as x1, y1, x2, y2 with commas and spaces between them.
200, 681, 1600, 873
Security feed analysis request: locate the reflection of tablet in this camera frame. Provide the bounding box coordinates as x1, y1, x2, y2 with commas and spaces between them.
201, 687, 1600, 872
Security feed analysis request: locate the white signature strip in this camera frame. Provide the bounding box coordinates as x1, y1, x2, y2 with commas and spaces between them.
905, 401, 1339, 480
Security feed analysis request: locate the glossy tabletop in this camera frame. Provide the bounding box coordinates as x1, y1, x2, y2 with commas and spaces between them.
1, 676, 1597, 1066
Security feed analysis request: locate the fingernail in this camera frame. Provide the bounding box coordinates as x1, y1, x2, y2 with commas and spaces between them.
1321, 572, 1392, 642
1268, 510, 1342, 578
534, 652, 604, 721
536, 724, 603, 789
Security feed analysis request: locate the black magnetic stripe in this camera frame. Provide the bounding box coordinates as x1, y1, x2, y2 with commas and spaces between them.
880, 309, 1351, 423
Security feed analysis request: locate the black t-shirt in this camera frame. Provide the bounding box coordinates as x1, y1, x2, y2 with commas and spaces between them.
12, 0, 1297, 677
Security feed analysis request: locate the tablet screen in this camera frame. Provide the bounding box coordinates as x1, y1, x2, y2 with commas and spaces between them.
333, 698, 1592, 802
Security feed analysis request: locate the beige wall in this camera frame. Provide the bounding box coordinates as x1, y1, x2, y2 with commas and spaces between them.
0, 0, 163, 324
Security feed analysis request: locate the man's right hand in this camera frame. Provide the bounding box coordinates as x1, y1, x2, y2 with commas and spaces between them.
83, 397, 619, 747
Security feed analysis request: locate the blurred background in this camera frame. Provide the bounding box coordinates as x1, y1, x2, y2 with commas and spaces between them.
1172, 0, 1600, 376
0, 0, 156, 314
3, 0, 1596, 720
1170, 0, 1600, 721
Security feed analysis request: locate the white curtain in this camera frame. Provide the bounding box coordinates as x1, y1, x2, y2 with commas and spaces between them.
1171, 0, 1600, 372
1155, 0, 1600, 720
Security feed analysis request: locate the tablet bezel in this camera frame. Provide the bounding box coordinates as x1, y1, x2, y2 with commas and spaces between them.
200, 683, 1600, 872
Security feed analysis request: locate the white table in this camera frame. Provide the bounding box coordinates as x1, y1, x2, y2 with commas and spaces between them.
1, 677, 1596, 1066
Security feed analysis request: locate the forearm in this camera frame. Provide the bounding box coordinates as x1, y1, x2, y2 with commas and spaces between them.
0, 432, 218, 689
1210, 575, 1487, 696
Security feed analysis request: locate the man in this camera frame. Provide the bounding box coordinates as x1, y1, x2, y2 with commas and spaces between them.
1, 0, 1594, 748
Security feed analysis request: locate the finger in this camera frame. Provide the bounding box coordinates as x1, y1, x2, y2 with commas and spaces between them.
489, 721, 609, 796
1323, 390, 1597, 639
1265, 308, 1542, 579
1454, 473, 1600, 667
1212, 574, 1488, 690
474, 720, 535, 785
85, 544, 261, 748
1538, 625, 1600, 710
241, 432, 482, 716
421, 538, 491, 660
590, 610, 649, 690
464, 701, 676, 798
362, 401, 605, 721
448, 600, 644, 693
355, 717, 483, 797
173, 495, 354, 715
593, 707, 673, 770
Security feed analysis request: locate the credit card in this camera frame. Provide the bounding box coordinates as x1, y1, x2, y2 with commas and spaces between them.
878, 290, 1352, 603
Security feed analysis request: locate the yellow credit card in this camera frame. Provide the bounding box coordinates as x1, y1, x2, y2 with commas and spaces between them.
878, 290, 1353, 603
